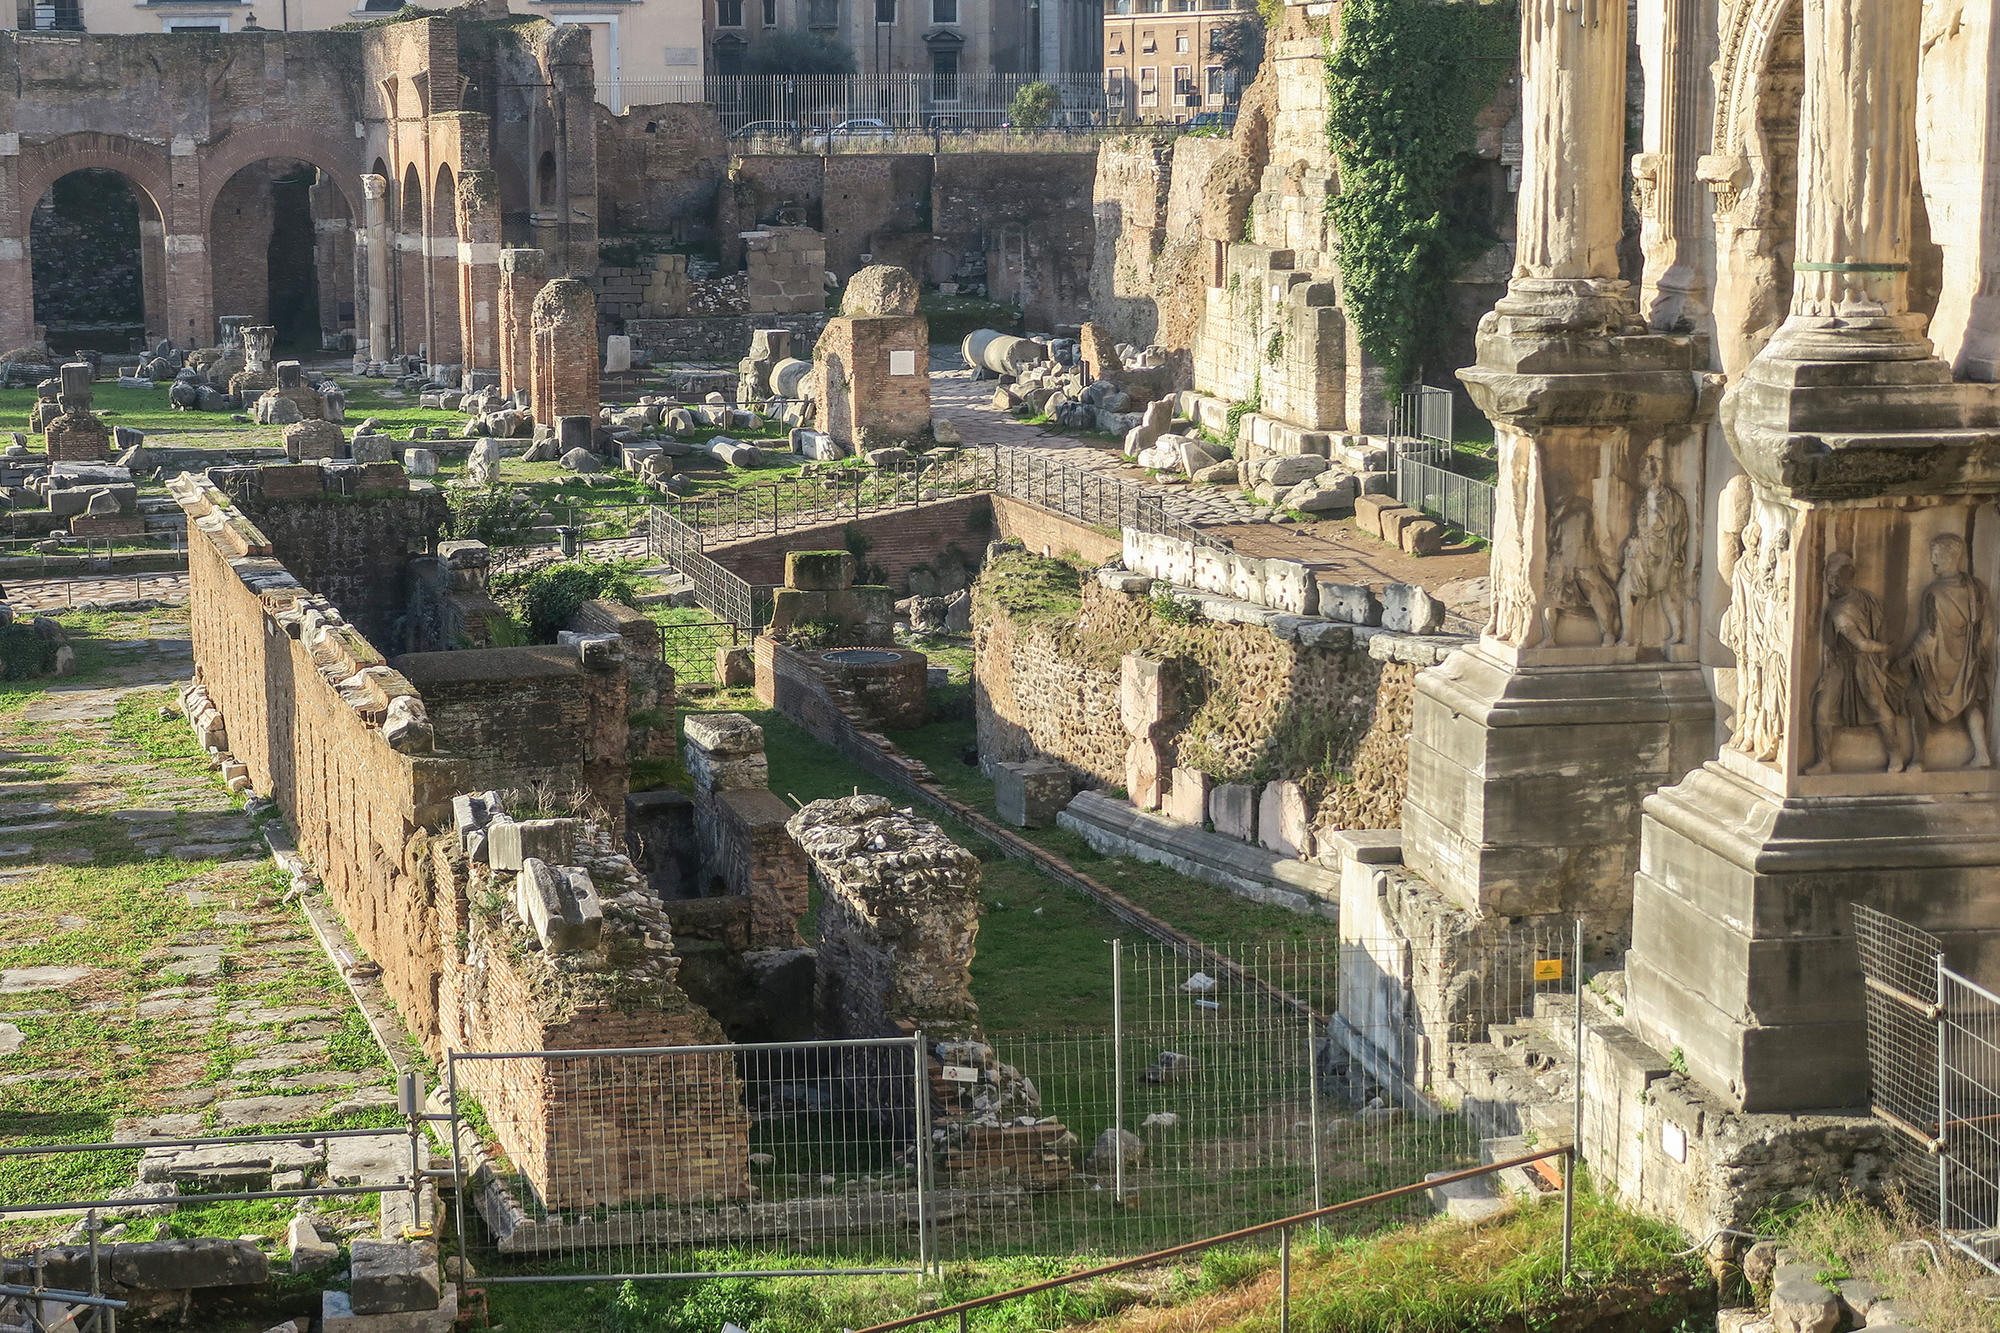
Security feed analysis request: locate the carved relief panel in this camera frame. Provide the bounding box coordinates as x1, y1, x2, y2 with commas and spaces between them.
1718, 494, 2000, 796
1484, 425, 1704, 667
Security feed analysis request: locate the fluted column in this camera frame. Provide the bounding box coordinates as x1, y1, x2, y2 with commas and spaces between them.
1776, 0, 1926, 349
1515, 0, 1627, 287
1634, 0, 1713, 329
361, 174, 392, 361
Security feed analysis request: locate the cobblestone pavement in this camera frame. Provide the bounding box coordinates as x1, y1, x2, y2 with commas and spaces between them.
0, 610, 396, 1248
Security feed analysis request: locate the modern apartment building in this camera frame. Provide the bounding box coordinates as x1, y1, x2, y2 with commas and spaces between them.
706, 0, 1101, 81
1100, 0, 1249, 120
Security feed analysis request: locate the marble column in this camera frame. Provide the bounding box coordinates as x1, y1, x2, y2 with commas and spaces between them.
1393, 0, 1716, 947
1631, 0, 2000, 1113
361, 174, 392, 361
1634, 0, 1713, 331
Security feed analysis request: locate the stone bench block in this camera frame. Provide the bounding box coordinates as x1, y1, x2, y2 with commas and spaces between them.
994, 760, 1072, 829
486, 816, 577, 873
515, 859, 605, 954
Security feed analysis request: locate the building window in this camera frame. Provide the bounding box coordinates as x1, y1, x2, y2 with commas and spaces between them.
1109, 33, 1124, 54
1138, 65, 1157, 107
1139, 29, 1154, 50
1107, 71, 1127, 107
717, 0, 743, 25
875, 0, 894, 21
808, 0, 837, 24
1175, 32, 1187, 51
932, 0, 956, 20
762, 0, 776, 22
1205, 65, 1223, 97
932, 47, 958, 97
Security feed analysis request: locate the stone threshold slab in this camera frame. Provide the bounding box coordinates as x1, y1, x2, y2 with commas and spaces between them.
1057, 791, 1339, 918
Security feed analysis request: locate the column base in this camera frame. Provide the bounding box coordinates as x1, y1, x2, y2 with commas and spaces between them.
1628, 761, 2000, 1113
1401, 647, 1714, 945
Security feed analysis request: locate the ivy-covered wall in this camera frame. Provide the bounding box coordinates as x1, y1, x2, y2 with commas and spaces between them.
971, 554, 1413, 846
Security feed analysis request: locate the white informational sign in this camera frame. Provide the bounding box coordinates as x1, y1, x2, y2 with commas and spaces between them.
941, 1065, 980, 1084
888, 349, 917, 377
1660, 1120, 1688, 1163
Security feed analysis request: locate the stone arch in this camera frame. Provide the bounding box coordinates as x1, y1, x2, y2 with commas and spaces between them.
28, 166, 161, 348
397, 162, 427, 357
206, 156, 352, 351
15, 132, 172, 234
1707, 0, 1805, 378
431, 161, 463, 364
197, 126, 363, 226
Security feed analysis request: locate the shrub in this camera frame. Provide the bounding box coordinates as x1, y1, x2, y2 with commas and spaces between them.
1010, 81, 1059, 128
488, 557, 642, 643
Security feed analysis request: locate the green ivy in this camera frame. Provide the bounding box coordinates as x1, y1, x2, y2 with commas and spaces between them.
488, 557, 642, 643
1325, 0, 1516, 391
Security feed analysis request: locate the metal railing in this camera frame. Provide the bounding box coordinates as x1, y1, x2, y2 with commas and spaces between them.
1394, 453, 1495, 541
986, 443, 1223, 550
847, 1146, 1576, 1333
1855, 903, 2000, 1273
648, 505, 769, 631
615, 71, 1235, 134
1389, 384, 1454, 446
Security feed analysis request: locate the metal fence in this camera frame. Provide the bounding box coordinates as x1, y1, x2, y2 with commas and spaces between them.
443, 928, 1587, 1287
1394, 453, 1496, 541
655, 615, 744, 685
1389, 385, 1455, 446
1854, 903, 2000, 1272
649, 506, 770, 632
985, 444, 1222, 550
613, 72, 1235, 134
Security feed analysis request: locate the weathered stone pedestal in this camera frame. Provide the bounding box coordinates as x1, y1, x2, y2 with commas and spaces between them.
815, 264, 930, 451
1404, 648, 1714, 947
44, 362, 110, 463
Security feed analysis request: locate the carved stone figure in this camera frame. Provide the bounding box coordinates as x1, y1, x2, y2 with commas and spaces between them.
1537, 495, 1619, 648
1807, 551, 1909, 775
1721, 511, 1794, 763
1486, 435, 1542, 646
1616, 453, 1691, 646
1897, 532, 1994, 769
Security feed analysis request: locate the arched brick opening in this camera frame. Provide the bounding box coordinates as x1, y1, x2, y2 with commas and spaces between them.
13, 134, 174, 351
431, 161, 463, 364
206, 158, 356, 353
399, 162, 428, 359
28, 167, 162, 351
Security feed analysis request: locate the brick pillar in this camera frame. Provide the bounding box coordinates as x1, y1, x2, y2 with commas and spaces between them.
428, 229, 462, 367
497, 248, 545, 401
397, 225, 425, 360
528, 277, 597, 427
167, 145, 211, 346
457, 170, 501, 383
0, 155, 28, 351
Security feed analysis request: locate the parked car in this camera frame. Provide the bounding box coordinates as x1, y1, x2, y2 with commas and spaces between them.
728, 119, 799, 140
829, 117, 893, 136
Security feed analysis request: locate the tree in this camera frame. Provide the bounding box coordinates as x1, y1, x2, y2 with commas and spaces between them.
745, 31, 856, 75
1208, 15, 1264, 87
1010, 81, 1059, 128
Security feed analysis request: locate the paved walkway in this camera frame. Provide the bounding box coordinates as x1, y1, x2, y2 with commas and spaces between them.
0, 611, 395, 1247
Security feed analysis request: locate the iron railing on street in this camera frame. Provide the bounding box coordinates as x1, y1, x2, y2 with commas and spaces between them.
613, 72, 1237, 133
1855, 903, 2000, 1272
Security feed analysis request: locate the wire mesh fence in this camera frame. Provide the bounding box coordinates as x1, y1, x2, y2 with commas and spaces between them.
655, 615, 744, 686
1394, 455, 1496, 541
447, 928, 1588, 1286
1854, 902, 2000, 1271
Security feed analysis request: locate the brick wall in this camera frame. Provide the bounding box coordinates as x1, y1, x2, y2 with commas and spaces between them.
989, 495, 1122, 565
217, 466, 450, 651
708, 493, 993, 591
394, 645, 630, 831
624, 312, 826, 364
594, 102, 727, 239
932, 153, 1097, 330
694, 788, 809, 949
432, 839, 751, 1211
177, 476, 468, 1046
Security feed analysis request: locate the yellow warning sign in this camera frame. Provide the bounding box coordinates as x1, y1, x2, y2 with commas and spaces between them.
1533, 959, 1565, 982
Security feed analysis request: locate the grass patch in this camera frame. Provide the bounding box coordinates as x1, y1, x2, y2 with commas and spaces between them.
1772, 1194, 2000, 1333
975, 551, 1087, 623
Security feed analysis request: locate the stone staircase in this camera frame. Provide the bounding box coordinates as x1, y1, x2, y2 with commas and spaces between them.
1425, 972, 1629, 1218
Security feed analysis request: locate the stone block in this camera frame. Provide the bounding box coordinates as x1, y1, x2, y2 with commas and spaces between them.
1399, 517, 1445, 556
1165, 767, 1210, 826
513, 859, 604, 954
1258, 780, 1311, 859
349, 433, 393, 464
347, 1239, 441, 1316
1120, 655, 1171, 735
402, 449, 438, 476
620, 443, 663, 473
716, 645, 754, 687
283, 419, 345, 462
1353, 492, 1401, 540
288, 1216, 337, 1275
1210, 783, 1257, 841
793, 429, 847, 461
1126, 737, 1164, 811
684, 740, 770, 794
1380, 583, 1446, 634
684, 712, 764, 754
486, 817, 577, 873
1319, 581, 1383, 626
994, 760, 1072, 828
786, 549, 856, 591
